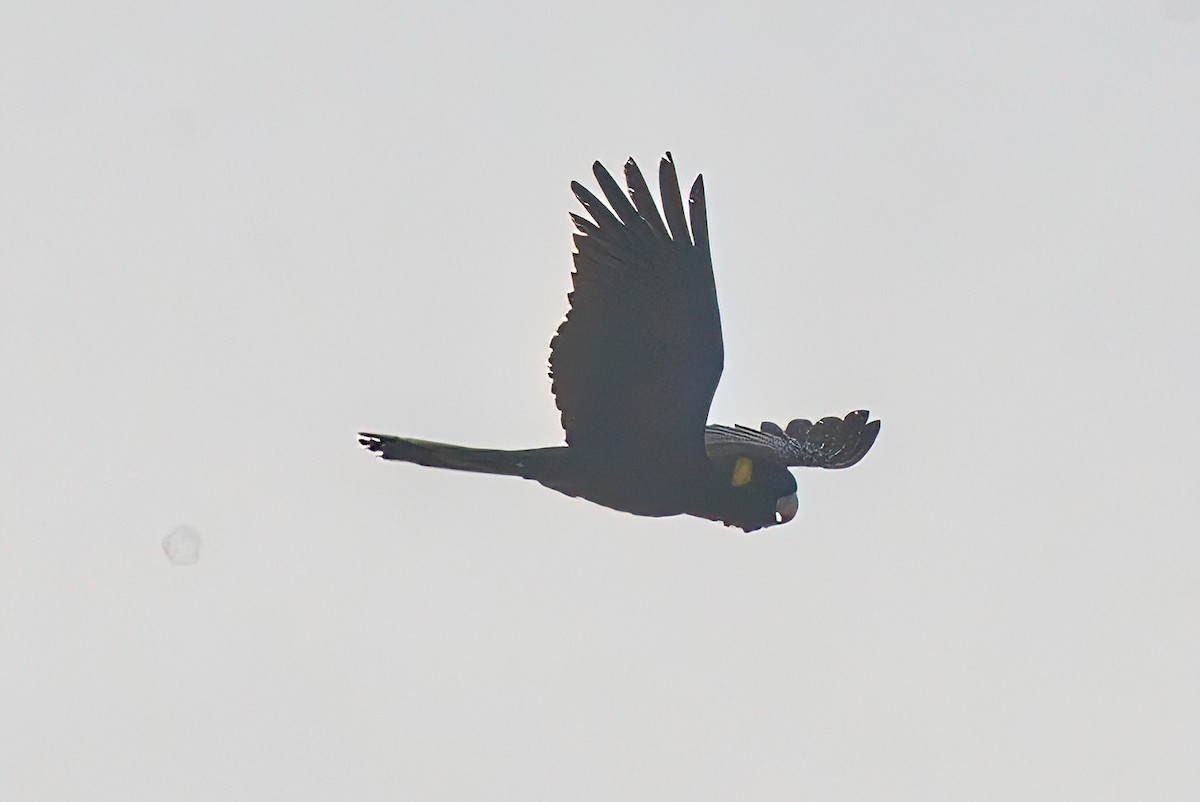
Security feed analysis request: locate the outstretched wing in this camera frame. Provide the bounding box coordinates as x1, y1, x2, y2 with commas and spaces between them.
549, 154, 723, 463
705, 410, 880, 469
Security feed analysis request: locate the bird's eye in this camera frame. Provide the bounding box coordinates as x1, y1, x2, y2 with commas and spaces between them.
775, 492, 799, 524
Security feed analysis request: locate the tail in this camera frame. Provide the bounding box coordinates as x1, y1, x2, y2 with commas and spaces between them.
358, 432, 553, 478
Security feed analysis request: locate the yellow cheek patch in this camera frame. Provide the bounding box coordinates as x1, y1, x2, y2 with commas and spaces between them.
731, 457, 754, 487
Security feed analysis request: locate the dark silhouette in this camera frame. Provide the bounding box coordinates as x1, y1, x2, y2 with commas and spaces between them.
360, 154, 879, 532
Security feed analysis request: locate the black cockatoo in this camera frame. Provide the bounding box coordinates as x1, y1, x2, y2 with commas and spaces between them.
360, 154, 879, 532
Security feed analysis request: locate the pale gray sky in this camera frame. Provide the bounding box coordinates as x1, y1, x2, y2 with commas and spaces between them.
3, 2, 1199, 799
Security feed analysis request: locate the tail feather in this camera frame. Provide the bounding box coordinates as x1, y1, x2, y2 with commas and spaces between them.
358, 433, 543, 477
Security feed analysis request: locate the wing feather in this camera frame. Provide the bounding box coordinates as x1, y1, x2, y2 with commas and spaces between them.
623, 158, 670, 239
593, 161, 650, 232
658, 153, 692, 246
549, 155, 724, 462
689, 175, 710, 254
705, 411, 880, 469
570, 181, 624, 235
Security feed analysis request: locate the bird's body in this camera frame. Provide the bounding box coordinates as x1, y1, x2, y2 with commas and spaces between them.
360, 154, 879, 532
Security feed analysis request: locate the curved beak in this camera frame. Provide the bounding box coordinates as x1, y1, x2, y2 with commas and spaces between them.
775, 492, 799, 525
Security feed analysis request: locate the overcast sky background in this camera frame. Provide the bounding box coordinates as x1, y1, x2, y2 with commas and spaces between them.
3, 2, 1199, 799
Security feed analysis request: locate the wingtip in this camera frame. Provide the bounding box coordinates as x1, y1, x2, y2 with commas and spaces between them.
592, 160, 617, 184
838, 417, 881, 468
859, 411, 880, 436
623, 156, 642, 183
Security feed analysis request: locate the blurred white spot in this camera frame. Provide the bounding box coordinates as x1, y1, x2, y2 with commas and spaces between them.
163, 525, 201, 566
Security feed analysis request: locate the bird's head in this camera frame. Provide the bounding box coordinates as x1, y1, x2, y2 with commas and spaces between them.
702, 451, 799, 533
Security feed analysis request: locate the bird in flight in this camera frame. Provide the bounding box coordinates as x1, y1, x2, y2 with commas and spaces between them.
360, 154, 879, 532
